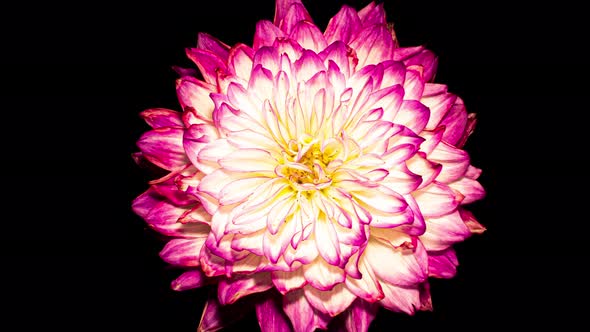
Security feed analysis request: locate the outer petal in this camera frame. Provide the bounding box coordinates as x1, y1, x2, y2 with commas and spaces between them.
176, 77, 216, 121
198, 293, 250, 332
333, 298, 378, 332
283, 289, 330, 332
160, 238, 207, 267
420, 210, 471, 251
303, 283, 356, 317
256, 293, 292, 332
428, 248, 459, 279
448, 177, 485, 204
171, 270, 207, 291
217, 273, 273, 305
349, 24, 394, 67
254, 20, 285, 50
140, 108, 183, 129
364, 238, 427, 287
197, 32, 230, 62
379, 282, 421, 315
186, 48, 228, 85
290, 21, 328, 53
137, 127, 188, 171
324, 5, 362, 44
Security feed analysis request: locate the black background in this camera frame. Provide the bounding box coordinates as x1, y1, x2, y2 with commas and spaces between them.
1, 0, 587, 330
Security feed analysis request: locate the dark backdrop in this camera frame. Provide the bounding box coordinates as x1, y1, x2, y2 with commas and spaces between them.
1, 0, 586, 330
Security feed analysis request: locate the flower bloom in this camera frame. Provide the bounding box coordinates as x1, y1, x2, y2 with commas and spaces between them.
132, 1, 486, 331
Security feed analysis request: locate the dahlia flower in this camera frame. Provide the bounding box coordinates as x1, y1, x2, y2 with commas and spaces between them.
132, 1, 486, 331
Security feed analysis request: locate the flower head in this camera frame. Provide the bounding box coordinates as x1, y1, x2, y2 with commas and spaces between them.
133, 1, 486, 331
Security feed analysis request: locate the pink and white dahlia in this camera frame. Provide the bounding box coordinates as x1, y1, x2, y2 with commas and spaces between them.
133, 1, 486, 331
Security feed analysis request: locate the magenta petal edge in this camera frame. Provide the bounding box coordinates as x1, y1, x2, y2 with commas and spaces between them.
132, 1, 486, 331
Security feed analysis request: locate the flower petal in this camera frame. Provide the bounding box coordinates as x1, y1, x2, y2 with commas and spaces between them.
379, 282, 421, 314
160, 237, 207, 267
186, 48, 228, 85
394, 46, 438, 83
291, 21, 327, 53
350, 24, 394, 67
197, 32, 230, 62
413, 182, 461, 218
198, 293, 250, 332
171, 270, 206, 291
278, 2, 312, 35
439, 98, 468, 146
358, 2, 386, 26
217, 273, 273, 305
137, 127, 188, 171
176, 77, 216, 121
303, 283, 356, 316
256, 293, 292, 332
429, 141, 470, 183
303, 257, 345, 291
272, 268, 307, 294
140, 108, 183, 129
420, 210, 471, 251
283, 289, 330, 332
335, 298, 378, 332
394, 100, 430, 134
428, 248, 459, 279
364, 237, 427, 287
324, 5, 362, 44
254, 20, 285, 50
448, 177, 485, 204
